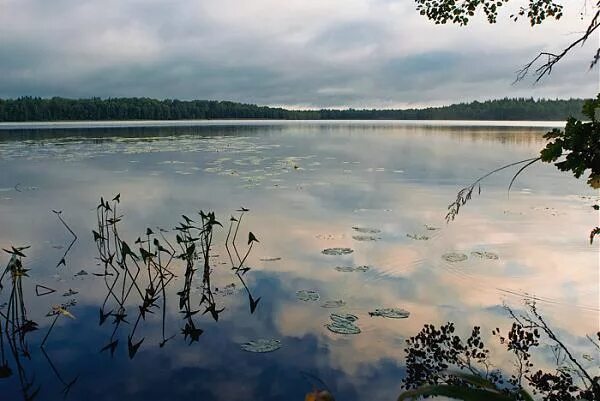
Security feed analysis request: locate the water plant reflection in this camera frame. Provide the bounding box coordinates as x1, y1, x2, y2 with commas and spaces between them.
93, 195, 261, 356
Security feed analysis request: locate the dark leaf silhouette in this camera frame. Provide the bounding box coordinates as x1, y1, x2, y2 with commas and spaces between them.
249, 294, 261, 314
127, 336, 144, 359
99, 308, 112, 326
248, 232, 259, 244
35, 284, 56, 296
100, 340, 119, 357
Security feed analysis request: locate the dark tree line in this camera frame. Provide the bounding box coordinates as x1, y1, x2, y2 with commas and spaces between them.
0, 96, 586, 122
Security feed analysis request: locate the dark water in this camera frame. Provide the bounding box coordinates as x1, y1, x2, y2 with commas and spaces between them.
0, 121, 597, 401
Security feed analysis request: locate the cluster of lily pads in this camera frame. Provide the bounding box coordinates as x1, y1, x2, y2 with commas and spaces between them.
442, 250, 499, 263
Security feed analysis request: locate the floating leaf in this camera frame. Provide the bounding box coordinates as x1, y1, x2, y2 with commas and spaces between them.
407, 234, 429, 241
352, 226, 381, 234
369, 308, 410, 319
326, 313, 360, 334
322, 248, 353, 256
352, 235, 379, 241
321, 300, 346, 308
51, 306, 76, 319
334, 265, 369, 273
471, 251, 499, 260
35, 284, 56, 296
442, 252, 468, 263
296, 290, 320, 302
240, 339, 281, 353
330, 313, 358, 323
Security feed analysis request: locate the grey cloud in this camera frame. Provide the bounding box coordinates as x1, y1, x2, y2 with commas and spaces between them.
0, 0, 596, 107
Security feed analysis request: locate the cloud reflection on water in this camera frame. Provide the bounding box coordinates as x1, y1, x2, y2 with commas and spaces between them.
0, 122, 597, 400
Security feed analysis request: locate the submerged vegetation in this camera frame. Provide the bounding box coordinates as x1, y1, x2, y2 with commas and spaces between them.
0, 97, 586, 122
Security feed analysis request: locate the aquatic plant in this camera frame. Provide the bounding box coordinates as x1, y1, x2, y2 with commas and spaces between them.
398, 300, 600, 401
445, 96, 600, 243
368, 308, 410, 319
93, 195, 261, 356
326, 313, 361, 335
240, 339, 281, 353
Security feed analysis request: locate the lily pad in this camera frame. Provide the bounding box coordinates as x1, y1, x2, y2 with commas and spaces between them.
321, 300, 346, 308
442, 252, 468, 263
352, 235, 379, 241
322, 247, 353, 256
352, 226, 381, 234
326, 313, 361, 334
407, 234, 429, 241
215, 283, 238, 296
296, 290, 320, 302
369, 308, 410, 319
330, 313, 358, 323
240, 339, 281, 353
470, 251, 499, 260
334, 265, 370, 273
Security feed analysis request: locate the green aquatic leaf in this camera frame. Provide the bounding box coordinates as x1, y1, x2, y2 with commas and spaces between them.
407, 234, 429, 241
259, 257, 281, 262
369, 308, 410, 319
352, 226, 381, 234
326, 313, 360, 334
296, 290, 320, 302
352, 235, 379, 241
470, 251, 499, 260
334, 265, 369, 273
321, 300, 346, 308
442, 252, 468, 263
240, 339, 281, 353
322, 248, 353, 256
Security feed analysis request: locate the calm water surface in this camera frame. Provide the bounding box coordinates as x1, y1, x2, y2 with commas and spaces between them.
0, 122, 598, 401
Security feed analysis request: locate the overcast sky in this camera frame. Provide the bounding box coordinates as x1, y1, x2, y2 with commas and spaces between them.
0, 0, 597, 108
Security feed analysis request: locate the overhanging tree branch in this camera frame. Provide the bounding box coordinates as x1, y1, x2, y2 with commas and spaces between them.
515, 8, 600, 82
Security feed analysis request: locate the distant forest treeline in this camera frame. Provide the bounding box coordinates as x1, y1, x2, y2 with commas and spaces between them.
0, 97, 586, 122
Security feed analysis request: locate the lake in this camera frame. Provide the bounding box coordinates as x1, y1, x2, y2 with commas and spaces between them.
0, 121, 597, 401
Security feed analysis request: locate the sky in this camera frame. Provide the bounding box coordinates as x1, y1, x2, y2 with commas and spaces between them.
0, 0, 598, 108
